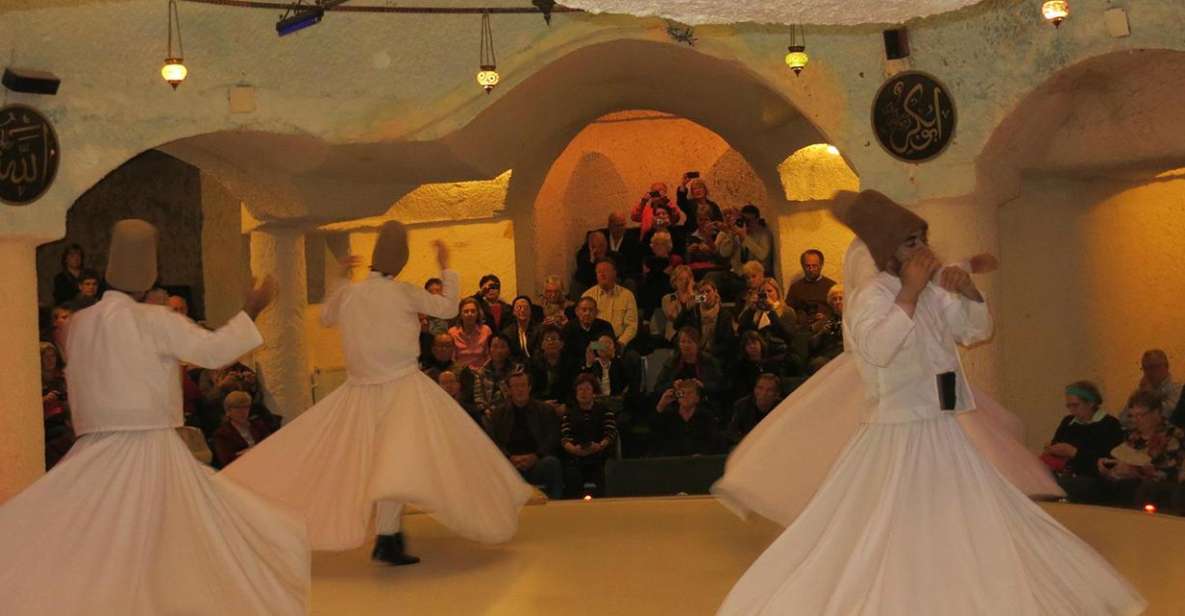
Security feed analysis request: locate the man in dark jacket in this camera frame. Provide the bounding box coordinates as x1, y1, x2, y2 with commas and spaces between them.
484, 370, 564, 498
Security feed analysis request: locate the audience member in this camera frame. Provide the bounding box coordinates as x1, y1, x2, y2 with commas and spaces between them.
538, 274, 574, 329
640, 199, 686, 253
47, 305, 71, 354
739, 204, 775, 276
572, 231, 612, 297
212, 390, 274, 468
637, 230, 682, 322
653, 379, 724, 457
672, 279, 737, 361
563, 297, 615, 359
658, 264, 696, 342
786, 249, 837, 326
167, 294, 189, 317
485, 371, 564, 499
731, 331, 780, 403
739, 260, 767, 310
421, 332, 461, 377
529, 325, 579, 414
502, 295, 540, 361
474, 274, 513, 332
737, 277, 800, 373
422, 277, 451, 335
52, 243, 97, 306
68, 272, 102, 310
581, 258, 639, 350
676, 175, 722, 230
685, 211, 727, 281
1043, 380, 1126, 503
599, 212, 643, 285
449, 297, 493, 370
1131, 350, 1183, 424
654, 327, 725, 401
727, 373, 783, 445
806, 284, 845, 373
1097, 390, 1185, 510
581, 334, 628, 397
438, 369, 480, 424
41, 342, 74, 469
473, 334, 520, 417
561, 373, 618, 497
144, 287, 169, 306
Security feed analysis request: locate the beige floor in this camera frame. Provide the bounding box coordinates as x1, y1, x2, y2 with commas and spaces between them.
310, 497, 1185, 616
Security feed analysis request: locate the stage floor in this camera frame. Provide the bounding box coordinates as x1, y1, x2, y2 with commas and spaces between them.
310, 496, 1184, 615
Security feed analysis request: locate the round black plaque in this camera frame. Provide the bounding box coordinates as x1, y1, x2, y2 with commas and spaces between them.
0, 104, 60, 205
871, 71, 956, 163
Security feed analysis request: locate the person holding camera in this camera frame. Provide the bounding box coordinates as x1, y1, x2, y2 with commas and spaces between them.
672, 279, 737, 362
685, 208, 727, 281
653, 327, 725, 403
632, 182, 687, 237
806, 284, 845, 373
736, 277, 801, 375
714, 205, 774, 302
474, 273, 513, 332
653, 378, 725, 457
676, 172, 722, 231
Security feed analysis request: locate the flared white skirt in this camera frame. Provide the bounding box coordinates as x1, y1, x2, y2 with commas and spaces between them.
0, 429, 309, 616
223, 368, 534, 551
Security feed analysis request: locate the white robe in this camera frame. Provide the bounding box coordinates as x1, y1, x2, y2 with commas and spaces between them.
224, 270, 533, 550
715, 261, 1146, 615
0, 291, 309, 616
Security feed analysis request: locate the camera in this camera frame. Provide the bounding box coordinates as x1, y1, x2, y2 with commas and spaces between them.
686, 171, 700, 179
693, 292, 707, 304
648, 190, 661, 198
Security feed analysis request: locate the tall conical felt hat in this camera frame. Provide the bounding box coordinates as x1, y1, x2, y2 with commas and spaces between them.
371, 220, 410, 276
832, 189, 927, 271
105, 219, 158, 293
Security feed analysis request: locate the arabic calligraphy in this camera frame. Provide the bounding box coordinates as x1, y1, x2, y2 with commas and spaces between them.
871, 72, 956, 163
0, 104, 60, 205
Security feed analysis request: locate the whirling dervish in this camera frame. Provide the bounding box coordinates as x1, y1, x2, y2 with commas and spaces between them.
0, 219, 309, 616
714, 190, 1146, 616
223, 221, 534, 565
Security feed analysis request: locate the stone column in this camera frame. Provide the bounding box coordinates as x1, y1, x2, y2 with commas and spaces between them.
0, 238, 45, 503
249, 225, 313, 422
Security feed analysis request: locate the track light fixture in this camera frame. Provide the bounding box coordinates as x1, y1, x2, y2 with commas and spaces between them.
276, 0, 350, 37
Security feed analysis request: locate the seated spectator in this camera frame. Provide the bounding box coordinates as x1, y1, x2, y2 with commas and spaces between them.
709, 207, 751, 302
563, 296, 615, 359
599, 212, 644, 286
739, 204, 775, 277
672, 279, 737, 361
1042, 381, 1126, 503
561, 373, 618, 497
438, 369, 480, 424
422, 277, 451, 335
657, 264, 696, 342
197, 362, 278, 436
632, 183, 686, 237
652, 378, 724, 457
640, 199, 686, 254
731, 331, 781, 402
637, 230, 683, 323
806, 284, 845, 373
422, 332, 461, 376
52, 243, 97, 306
474, 274, 513, 332
572, 231, 612, 298
684, 209, 726, 280
448, 297, 493, 370
502, 295, 540, 361
654, 327, 725, 401
212, 390, 274, 468
676, 175, 722, 230
1097, 390, 1185, 511
538, 274, 574, 329
485, 371, 564, 499
727, 373, 783, 446
41, 342, 74, 469
581, 258, 638, 350
68, 272, 102, 310
474, 334, 520, 417
581, 335, 628, 398
738, 260, 767, 311
737, 277, 801, 373
167, 294, 189, 317
1125, 350, 1183, 425
530, 325, 578, 415
47, 305, 72, 355
786, 249, 837, 326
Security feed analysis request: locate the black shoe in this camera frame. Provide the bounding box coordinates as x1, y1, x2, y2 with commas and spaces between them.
371, 532, 421, 566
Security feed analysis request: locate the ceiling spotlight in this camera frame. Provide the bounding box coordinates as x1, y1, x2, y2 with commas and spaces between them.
276, 0, 350, 37
161, 0, 187, 89
1041, 1, 1069, 28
